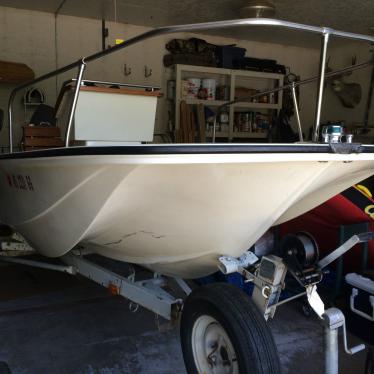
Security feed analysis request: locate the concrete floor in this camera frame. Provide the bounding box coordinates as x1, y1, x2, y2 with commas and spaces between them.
0, 263, 371, 374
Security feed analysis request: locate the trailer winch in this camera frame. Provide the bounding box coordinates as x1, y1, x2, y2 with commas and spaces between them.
219, 230, 374, 374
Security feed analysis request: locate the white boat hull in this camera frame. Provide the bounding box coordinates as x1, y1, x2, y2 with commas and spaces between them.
1, 147, 373, 278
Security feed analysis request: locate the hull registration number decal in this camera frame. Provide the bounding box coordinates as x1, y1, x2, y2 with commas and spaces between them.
6, 174, 34, 191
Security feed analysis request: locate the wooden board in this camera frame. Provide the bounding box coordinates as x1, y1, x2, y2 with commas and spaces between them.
187, 105, 191, 143
23, 126, 61, 137
197, 104, 206, 143
0, 60, 35, 84
80, 86, 162, 97
24, 137, 64, 147
188, 105, 195, 143
180, 100, 188, 143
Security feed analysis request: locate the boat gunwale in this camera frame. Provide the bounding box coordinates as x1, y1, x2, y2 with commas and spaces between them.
1, 143, 374, 160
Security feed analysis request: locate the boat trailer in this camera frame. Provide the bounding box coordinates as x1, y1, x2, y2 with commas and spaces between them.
1, 231, 373, 374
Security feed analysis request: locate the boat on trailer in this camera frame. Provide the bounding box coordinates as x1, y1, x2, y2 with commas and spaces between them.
0, 17, 374, 374
1, 143, 373, 279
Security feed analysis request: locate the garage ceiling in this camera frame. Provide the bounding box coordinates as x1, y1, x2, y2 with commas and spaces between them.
0, 0, 373, 47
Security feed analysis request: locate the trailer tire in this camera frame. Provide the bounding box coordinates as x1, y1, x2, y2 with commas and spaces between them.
0, 361, 11, 374
180, 282, 280, 374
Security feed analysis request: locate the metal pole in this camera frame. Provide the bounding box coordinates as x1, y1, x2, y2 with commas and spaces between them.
212, 116, 217, 143
313, 31, 330, 142
291, 82, 303, 141
8, 93, 14, 153
322, 307, 365, 374
0, 256, 76, 274
65, 60, 86, 147
323, 308, 342, 374
325, 325, 339, 374
364, 48, 374, 127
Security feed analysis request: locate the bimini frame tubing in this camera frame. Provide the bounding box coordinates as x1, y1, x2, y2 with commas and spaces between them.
7, 18, 374, 152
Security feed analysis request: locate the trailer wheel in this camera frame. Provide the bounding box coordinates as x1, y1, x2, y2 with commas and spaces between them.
180, 283, 280, 374
0, 361, 11, 374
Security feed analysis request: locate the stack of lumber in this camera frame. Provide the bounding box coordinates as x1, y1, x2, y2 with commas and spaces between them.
176, 101, 206, 143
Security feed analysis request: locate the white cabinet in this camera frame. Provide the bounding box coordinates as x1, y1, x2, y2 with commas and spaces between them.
173, 64, 284, 141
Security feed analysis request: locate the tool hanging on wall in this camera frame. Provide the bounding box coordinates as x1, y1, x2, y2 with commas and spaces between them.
123, 64, 132, 76
144, 66, 152, 78
23, 87, 46, 126
24, 87, 45, 105
197, 104, 206, 143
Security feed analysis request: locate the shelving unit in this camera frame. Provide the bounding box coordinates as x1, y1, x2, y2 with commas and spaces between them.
173, 64, 284, 141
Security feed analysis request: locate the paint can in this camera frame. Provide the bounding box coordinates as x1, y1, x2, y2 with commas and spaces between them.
187, 78, 201, 98
202, 78, 217, 100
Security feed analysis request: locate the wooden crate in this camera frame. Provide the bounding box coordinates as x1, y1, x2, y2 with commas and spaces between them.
23, 126, 64, 151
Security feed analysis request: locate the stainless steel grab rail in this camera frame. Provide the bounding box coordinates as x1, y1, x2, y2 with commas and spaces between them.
64, 60, 86, 147
7, 17, 374, 153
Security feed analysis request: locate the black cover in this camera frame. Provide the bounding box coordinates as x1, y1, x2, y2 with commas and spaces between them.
233, 57, 279, 73
275, 64, 287, 75
163, 53, 216, 68
216, 45, 246, 68
29, 104, 56, 126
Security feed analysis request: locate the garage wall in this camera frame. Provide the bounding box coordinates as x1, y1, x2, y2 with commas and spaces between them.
0, 5, 372, 150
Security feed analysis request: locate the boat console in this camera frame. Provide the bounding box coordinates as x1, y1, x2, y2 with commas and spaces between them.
54, 82, 161, 146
